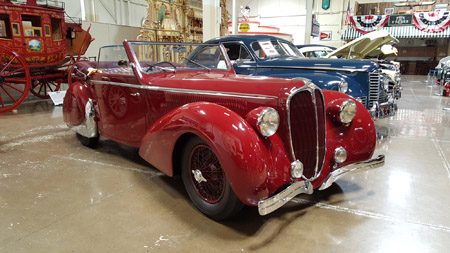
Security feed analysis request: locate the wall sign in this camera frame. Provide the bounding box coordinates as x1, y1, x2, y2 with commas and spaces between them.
322, 0, 330, 10
320, 31, 332, 41
239, 23, 250, 32
388, 14, 413, 26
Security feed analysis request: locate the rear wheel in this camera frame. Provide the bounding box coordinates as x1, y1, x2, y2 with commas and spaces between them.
76, 133, 99, 148
181, 137, 243, 220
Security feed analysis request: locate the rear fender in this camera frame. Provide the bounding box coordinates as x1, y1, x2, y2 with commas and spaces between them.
63, 81, 97, 137
139, 102, 274, 205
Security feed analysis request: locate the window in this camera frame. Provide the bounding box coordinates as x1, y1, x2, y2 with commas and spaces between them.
21, 15, 41, 37
51, 18, 62, 40
189, 46, 226, 69
223, 43, 254, 62
251, 40, 301, 59
44, 25, 51, 37
11, 23, 20, 36
0, 14, 12, 39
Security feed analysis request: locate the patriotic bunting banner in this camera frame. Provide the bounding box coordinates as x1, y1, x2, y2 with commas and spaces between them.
413, 11, 450, 33
349, 15, 389, 34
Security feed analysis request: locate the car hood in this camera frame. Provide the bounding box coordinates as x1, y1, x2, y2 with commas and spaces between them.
326, 30, 399, 59
257, 57, 378, 72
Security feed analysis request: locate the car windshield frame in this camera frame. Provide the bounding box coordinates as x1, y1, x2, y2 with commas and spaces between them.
125, 41, 232, 75
250, 39, 302, 59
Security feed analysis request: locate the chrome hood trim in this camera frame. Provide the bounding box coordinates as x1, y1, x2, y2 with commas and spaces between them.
257, 65, 368, 73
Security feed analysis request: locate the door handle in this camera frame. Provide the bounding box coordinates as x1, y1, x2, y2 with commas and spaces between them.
130, 92, 140, 97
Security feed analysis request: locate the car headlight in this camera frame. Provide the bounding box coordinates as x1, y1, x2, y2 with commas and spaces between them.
338, 80, 348, 93
257, 107, 279, 137
339, 99, 357, 124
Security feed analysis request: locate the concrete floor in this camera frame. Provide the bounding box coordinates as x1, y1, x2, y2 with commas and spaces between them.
0, 75, 449, 252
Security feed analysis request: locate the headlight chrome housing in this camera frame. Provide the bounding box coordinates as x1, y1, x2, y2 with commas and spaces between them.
338, 80, 348, 93
257, 107, 280, 137
339, 99, 357, 124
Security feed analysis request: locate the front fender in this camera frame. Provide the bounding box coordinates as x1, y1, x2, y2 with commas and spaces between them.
335, 73, 366, 99
312, 90, 377, 188
138, 102, 275, 205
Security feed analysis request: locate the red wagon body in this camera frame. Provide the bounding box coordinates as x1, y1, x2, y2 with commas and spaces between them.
0, 0, 92, 112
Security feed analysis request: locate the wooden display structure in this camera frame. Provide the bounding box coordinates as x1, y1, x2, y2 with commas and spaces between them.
138, 0, 228, 43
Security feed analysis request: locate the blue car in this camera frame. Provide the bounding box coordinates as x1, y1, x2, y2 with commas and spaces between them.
205, 35, 396, 118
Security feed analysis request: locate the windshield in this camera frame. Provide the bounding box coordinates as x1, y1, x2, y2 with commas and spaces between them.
250, 40, 302, 59
128, 42, 230, 73
304, 50, 332, 58
97, 45, 132, 74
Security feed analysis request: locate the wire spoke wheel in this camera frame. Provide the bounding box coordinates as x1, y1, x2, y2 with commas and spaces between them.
181, 137, 243, 220
31, 79, 61, 99
189, 144, 225, 204
0, 46, 30, 113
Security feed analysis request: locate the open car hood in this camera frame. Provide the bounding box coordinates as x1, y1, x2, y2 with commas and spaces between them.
326, 30, 399, 59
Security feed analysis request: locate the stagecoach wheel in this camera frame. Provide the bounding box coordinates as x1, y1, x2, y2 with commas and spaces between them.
0, 46, 31, 113
181, 137, 243, 220
30, 79, 62, 99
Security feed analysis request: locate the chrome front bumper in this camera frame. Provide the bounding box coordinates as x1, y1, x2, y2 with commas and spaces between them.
319, 154, 385, 190
257, 154, 385, 216
258, 180, 313, 216
370, 101, 397, 119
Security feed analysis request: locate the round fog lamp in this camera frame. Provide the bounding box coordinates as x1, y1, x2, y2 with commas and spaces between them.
334, 147, 347, 164
257, 107, 280, 137
291, 160, 303, 178
339, 99, 357, 124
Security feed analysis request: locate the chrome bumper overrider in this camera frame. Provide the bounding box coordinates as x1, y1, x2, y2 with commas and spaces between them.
370, 101, 397, 119
319, 154, 385, 190
69, 99, 98, 138
257, 154, 385, 215
258, 180, 314, 216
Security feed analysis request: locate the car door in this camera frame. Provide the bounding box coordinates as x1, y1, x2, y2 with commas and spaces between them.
222, 42, 256, 75
93, 72, 148, 147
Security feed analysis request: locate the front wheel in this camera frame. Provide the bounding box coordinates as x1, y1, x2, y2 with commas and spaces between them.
181, 137, 243, 220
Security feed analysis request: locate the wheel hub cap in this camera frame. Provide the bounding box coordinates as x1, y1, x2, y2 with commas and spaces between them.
192, 169, 207, 183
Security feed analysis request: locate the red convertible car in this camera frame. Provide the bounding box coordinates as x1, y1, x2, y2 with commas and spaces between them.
63, 41, 384, 220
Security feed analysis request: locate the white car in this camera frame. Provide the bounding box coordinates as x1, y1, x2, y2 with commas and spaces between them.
296, 45, 335, 58
326, 30, 402, 101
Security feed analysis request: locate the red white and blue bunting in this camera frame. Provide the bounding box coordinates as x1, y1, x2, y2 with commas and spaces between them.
413, 11, 450, 33
349, 15, 389, 34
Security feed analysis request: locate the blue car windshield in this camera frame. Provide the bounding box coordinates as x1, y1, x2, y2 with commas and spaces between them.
250, 40, 302, 59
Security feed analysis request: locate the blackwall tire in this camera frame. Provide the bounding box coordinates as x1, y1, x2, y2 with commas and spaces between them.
76, 133, 99, 148
181, 136, 243, 220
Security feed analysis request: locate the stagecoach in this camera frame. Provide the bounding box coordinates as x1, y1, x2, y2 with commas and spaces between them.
0, 0, 92, 113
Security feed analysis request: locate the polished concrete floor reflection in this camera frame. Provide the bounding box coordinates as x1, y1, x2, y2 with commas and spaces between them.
1, 75, 449, 252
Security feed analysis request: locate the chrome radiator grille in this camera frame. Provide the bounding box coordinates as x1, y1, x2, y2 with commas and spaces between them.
368, 71, 381, 108
288, 88, 326, 180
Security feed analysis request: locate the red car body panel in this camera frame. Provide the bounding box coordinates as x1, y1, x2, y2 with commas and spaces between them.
63, 41, 378, 207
